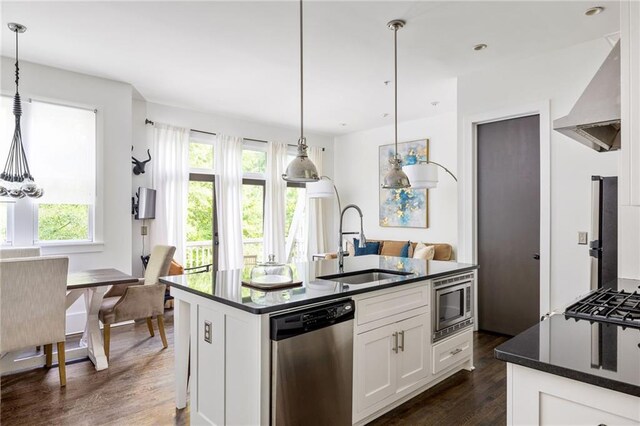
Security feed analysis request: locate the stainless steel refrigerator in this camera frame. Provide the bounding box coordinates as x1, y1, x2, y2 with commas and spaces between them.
590, 176, 618, 290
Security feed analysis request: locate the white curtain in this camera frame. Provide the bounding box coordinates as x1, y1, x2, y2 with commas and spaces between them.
264, 142, 288, 262
150, 123, 190, 263
306, 146, 328, 257
215, 134, 244, 270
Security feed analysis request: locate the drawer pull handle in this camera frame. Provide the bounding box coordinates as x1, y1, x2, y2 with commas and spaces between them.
399, 330, 405, 352
450, 348, 463, 356
392, 332, 399, 353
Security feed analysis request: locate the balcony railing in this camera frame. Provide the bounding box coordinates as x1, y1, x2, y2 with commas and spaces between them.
185, 238, 306, 269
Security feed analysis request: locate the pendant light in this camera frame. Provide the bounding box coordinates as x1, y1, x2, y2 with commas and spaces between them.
0, 23, 42, 199
282, 0, 320, 183
381, 20, 411, 190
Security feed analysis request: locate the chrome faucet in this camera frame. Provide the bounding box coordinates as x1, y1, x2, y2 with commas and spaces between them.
338, 204, 366, 271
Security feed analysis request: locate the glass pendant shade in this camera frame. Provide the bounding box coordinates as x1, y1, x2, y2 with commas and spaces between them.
306, 178, 334, 198
382, 157, 411, 189
403, 163, 439, 189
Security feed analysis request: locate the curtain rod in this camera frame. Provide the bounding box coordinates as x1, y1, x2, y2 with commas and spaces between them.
145, 118, 324, 151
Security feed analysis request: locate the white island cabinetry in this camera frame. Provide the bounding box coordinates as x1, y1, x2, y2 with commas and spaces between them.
170, 270, 477, 426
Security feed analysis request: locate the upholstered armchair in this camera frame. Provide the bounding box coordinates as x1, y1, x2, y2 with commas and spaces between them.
0, 256, 69, 386
98, 245, 176, 359
0, 246, 41, 259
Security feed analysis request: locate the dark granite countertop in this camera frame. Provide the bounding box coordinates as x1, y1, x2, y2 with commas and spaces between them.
161, 255, 477, 314
495, 279, 640, 397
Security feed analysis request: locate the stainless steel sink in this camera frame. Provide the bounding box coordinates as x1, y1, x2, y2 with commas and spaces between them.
318, 269, 413, 285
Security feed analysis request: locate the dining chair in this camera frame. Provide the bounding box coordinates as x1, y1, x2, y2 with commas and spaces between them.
98, 245, 176, 359
0, 246, 41, 259
0, 256, 69, 386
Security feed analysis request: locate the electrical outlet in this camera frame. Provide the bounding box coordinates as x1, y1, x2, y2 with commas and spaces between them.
141, 225, 148, 236
204, 321, 212, 344
578, 232, 588, 245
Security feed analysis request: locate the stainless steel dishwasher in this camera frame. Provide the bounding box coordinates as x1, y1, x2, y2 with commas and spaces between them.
270, 299, 355, 426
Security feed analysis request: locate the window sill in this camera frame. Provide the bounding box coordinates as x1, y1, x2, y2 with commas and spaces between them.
39, 241, 104, 255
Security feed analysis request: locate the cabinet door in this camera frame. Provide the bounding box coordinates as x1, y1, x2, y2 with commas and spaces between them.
621, 0, 640, 206
396, 313, 430, 392
195, 305, 225, 425
354, 323, 397, 414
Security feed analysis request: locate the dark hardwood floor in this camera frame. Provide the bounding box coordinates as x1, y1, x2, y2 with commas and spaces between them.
1, 312, 508, 425
368, 332, 510, 426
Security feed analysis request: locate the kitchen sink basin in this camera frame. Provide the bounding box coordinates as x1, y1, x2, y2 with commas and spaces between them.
317, 269, 413, 285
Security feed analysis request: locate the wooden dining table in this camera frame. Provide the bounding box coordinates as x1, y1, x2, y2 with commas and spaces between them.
65, 269, 139, 371
0, 268, 138, 375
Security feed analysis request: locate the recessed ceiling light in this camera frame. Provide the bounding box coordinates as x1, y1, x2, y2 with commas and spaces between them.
473, 43, 488, 51
585, 6, 604, 16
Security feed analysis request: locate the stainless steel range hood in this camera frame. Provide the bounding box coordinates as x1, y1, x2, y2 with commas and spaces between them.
553, 40, 621, 152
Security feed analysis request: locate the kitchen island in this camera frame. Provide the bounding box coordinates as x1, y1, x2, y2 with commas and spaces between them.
495, 279, 640, 425
161, 255, 478, 425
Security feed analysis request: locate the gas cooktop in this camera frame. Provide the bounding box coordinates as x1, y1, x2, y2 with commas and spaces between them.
565, 287, 640, 329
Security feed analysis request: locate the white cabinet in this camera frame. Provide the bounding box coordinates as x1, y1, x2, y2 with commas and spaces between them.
355, 322, 398, 410
507, 363, 640, 426
354, 313, 430, 421
619, 0, 640, 279
620, 0, 640, 207
432, 329, 473, 375
396, 314, 430, 392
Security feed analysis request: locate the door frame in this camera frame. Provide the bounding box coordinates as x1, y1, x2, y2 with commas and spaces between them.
459, 101, 551, 323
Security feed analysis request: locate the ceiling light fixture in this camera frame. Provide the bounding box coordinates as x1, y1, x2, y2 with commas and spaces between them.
0, 23, 42, 199
381, 19, 411, 190
473, 43, 488, 51
282, 0, 319, 183
585, 6, 605, 16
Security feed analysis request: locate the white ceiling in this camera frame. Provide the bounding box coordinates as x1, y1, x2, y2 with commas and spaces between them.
0, 1, 620, 135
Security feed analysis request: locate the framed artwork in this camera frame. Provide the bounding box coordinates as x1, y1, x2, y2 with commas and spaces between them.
379, 139, 430, 228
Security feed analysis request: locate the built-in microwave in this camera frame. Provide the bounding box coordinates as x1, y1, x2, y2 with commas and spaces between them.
433, 274, 474, 342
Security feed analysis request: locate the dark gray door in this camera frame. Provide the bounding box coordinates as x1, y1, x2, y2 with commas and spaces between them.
477, 115, 540, 336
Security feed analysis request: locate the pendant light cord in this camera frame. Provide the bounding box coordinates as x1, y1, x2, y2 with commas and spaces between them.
299, 0, 304, 144
394, 25, 398, 158
14, 29, 19, 93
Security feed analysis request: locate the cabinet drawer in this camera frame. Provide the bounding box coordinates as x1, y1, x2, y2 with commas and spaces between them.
432, 329, 472, 375
357, 285, 429, 326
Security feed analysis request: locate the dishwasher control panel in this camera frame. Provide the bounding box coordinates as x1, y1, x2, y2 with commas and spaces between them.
270, 299, 355, 341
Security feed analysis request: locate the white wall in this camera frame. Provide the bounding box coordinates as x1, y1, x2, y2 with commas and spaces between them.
1, 58, 133, 333
334, 112, 458, 253
131, 101, 336, 276
457, 37, 619, 311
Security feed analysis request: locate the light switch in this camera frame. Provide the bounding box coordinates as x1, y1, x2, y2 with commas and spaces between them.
204, 320, 212, 344
578, 232, 588, 245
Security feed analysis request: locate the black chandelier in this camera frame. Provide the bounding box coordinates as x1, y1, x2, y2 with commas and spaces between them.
0, 23, 42, 199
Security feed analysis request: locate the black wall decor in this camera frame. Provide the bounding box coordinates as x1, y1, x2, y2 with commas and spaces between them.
132, 149, 151, 175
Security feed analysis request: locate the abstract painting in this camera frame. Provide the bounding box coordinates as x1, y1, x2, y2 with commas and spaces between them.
379, 139, 429, 228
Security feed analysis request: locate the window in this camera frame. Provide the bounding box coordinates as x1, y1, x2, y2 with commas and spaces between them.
189, 138, 214, 169
285, 184, 307, 262
242, 149, 266, 174
186, 133, 217, 270
242, 179, 265, 264
0, 96, 96, 244
186, 175, 217, 270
